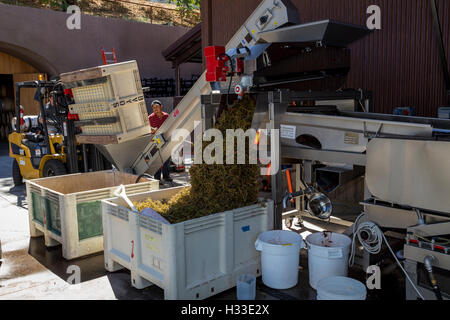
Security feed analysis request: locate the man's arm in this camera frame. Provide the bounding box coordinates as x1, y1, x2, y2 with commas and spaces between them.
149, 114, 156, 134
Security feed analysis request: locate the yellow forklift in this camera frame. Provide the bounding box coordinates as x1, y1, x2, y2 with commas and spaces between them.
9, 79, 110, 186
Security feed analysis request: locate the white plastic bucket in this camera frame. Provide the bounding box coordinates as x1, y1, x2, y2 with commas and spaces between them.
305, 232, 352, 289
255, 230, 303, 289
316, 276, 367, 300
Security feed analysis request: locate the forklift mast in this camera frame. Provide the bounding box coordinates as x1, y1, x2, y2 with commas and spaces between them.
14, 81, 52, 152
13, 80, 110, 174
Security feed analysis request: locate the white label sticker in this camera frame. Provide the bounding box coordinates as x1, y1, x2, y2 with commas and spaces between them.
19, 149, 24, 155
35, 148, 41, 157
327, 248, 343, 259
19, 159, 25, 166
280, 125, 296, 140
344, 132, 359, 145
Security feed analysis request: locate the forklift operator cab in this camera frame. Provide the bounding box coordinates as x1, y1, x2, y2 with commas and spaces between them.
9, 80, 67, 186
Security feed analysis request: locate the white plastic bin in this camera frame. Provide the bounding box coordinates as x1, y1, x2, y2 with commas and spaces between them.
255, 230, 303, 289
26, 170, 159, 260
305, 232, 352, 289
61, 61, 150, 144
70, 96, 150, 143
61, 61, 143, 103
102, 186, 274, 300
316, 276, 367, 300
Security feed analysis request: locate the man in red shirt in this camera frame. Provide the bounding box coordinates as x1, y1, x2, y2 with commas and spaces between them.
149, 100, 169, 134
148, 100, 172, 182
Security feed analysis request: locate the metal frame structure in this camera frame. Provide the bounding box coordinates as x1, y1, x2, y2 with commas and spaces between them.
200, 87, 450, 300
200, 89, 369, 227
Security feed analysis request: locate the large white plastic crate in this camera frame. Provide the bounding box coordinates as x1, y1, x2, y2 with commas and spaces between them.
69, 96, 149, 139
60, 61, 150, 144
26, 170, 159, 260
102, 187, 274, 300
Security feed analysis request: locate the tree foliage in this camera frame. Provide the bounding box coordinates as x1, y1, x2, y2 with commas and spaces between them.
41, 0, 76, 11
168, 0, 200, 12
168, 0, 201, 24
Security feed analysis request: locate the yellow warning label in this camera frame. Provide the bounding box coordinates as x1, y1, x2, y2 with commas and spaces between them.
144, 233, 160, 253
344, 132, 359, 145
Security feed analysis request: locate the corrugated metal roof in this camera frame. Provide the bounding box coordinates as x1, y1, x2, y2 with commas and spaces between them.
162, 23, 202, 64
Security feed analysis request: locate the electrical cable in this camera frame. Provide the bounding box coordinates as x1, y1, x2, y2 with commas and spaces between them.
226, 73, 234, 107
349, 213, 426, 300
226, 55, 234, 107
349, 214, 382, 266
217, 52, 234, 107
424, 256, 443, 300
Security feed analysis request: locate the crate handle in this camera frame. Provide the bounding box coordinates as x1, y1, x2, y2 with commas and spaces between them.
114, 185, 138, 212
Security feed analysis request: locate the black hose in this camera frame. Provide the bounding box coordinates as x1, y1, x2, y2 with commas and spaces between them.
427, 271, 443, 300
226, 73, 234, 107
217, 52, 234, 107
424, 256, 443, 300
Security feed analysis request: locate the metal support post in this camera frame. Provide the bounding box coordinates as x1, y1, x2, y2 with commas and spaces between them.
269, 90, 289, 230
295, 163, 305, 225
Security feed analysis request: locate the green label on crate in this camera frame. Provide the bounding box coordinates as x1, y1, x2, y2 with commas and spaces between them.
31, 192, 45, 225
31, 192, 61, 236
45, 198, 61, 236
77, 201, 103, 240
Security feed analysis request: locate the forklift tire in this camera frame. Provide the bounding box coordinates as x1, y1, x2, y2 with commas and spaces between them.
42, 159, 67, 177
12, 160, 24, 186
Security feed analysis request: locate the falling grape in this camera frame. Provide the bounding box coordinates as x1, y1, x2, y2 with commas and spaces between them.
134, 95, 260, 224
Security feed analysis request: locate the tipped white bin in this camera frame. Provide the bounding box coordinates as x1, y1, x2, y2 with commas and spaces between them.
306, 232, 352, 289
255, 230, 303, 289
317, 276, 367, 300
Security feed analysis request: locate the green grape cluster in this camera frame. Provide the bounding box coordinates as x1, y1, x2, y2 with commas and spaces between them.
134, 95, 260, 224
